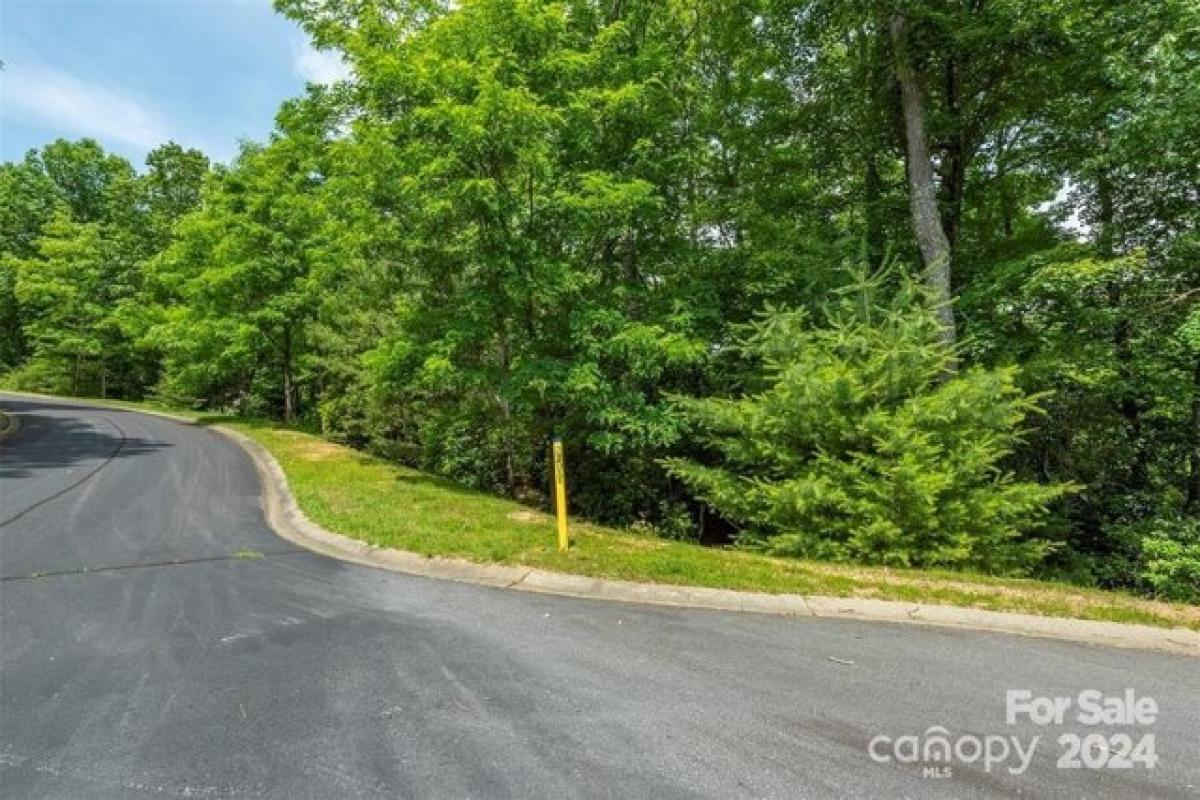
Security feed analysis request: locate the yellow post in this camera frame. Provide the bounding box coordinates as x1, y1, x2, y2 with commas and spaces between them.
552, 435, 569, 552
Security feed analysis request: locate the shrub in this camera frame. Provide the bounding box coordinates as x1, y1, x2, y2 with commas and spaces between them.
1137, 518, 1200, 602
663, 271, 1072, 573
0, 358, 74, 395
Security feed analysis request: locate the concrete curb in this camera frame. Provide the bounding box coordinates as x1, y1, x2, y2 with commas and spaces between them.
214, 424, 1198, 657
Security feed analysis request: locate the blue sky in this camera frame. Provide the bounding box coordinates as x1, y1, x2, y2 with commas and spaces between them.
0, 0, 348, 168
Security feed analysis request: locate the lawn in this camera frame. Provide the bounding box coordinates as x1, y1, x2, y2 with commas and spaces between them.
220, 419, 1199, 631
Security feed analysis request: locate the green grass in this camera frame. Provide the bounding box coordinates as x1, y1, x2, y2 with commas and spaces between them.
10, 391, 1199, 630
219, 419, 1197, 631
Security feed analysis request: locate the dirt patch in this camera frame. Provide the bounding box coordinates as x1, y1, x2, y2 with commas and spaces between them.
598, 532, 669, 551
293, 440, 346, 461
507, 509, 549, 524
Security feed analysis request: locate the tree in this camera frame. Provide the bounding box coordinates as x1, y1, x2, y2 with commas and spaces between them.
0, 161, 57, 368
664, 271, 1069, 571
154, 114, 329, 421
1, 139, 209, 396
141, 143, 211, 250
11, 213, 122, 395
278, 0, 710, 510
30, 138, 135, 223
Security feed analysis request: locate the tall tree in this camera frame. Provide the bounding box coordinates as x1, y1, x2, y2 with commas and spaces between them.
888, 9, 955, 354
12, 213, 122, 395
154, 105, 331, 421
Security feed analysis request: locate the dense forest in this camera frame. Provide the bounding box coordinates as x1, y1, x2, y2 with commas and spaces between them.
2, 0, 1197, 600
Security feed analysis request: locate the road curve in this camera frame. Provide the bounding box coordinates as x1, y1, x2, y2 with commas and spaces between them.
1, 394, 1197, 799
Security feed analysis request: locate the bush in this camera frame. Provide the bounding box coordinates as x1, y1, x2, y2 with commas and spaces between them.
1137, 518, 1200, 603
663, 271, 1072, 573
0, 358, 74, 395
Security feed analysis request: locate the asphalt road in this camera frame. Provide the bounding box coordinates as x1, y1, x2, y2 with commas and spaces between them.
1, 394, 1197, 799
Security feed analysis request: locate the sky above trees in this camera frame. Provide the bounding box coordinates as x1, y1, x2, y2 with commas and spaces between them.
0, 0, 349, 166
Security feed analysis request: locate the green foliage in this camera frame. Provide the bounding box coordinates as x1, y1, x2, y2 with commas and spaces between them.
1104, 517, 1200, 602
11, 213, 114, 394
0, 139, 209, 397
664, 272, 1071, 572
963, 241, 1196, 569
1138, 520, 1200, 603
268, 0, 710, 511
150, 135, 327, 420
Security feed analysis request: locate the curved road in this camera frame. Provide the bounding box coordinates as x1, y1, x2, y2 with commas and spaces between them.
1, 395, 1197, 799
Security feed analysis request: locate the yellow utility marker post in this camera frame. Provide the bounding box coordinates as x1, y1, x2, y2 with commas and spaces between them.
552, 435, 569, 552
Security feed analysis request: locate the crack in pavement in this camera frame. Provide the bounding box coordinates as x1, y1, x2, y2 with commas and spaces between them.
0, 549, 305, 582
505, 567, 534, 588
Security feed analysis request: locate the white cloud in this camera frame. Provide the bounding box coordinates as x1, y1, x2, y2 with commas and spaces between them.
293, 41, 351, 85
0, 62, 170, 150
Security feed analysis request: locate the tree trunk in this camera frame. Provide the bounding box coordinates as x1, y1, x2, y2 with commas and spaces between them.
283, 370, 295, 423
1096, 131, 1116, 260
1109, 288, 1147, 489
1096, 131, 1148, 490
495, 317, 517, 496
999, 172, 1015, 238
942, 145, 966, 258
940, 57, 967, 260
889, 13, 956, 361
858, 19, 886, 272
1189, 358, 1200, 512
864, 153, 885, 271
995, 128, 1018, 238
281, 328, 295, 424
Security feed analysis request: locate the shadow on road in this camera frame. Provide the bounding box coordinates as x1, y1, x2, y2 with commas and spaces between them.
0, 399, 171, 480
